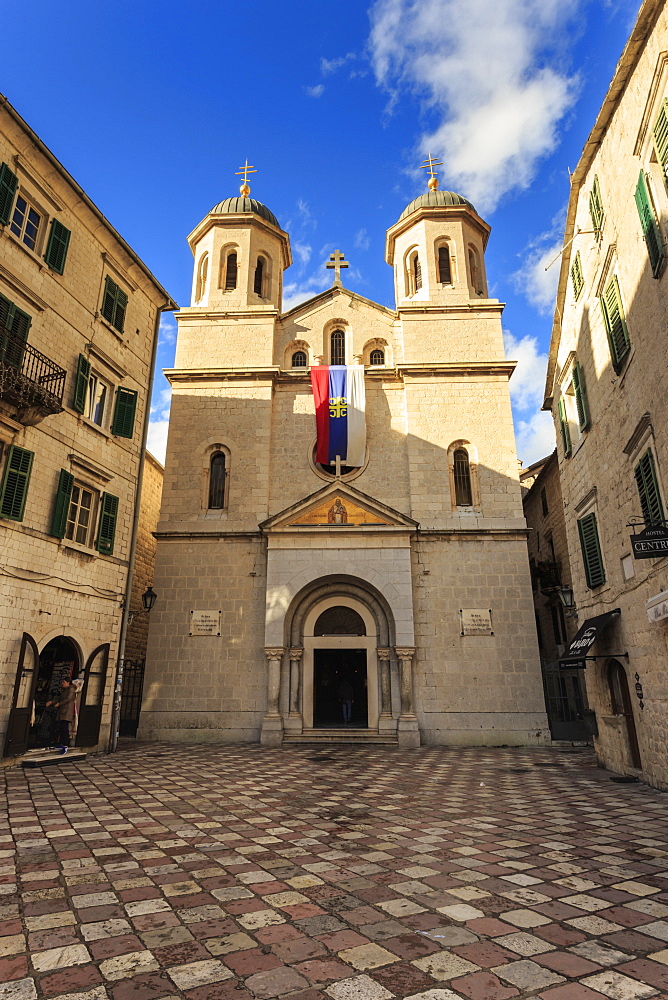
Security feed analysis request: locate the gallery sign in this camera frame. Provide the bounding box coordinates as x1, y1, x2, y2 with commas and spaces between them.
631, 524, 668, 559
189, 610, 222, 636
460, 608, 493, 636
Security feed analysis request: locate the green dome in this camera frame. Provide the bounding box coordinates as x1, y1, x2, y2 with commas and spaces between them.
398, 189, 475, 222
209, 196, 280, 229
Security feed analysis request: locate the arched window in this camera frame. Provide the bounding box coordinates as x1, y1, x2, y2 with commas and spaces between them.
292, 350, 307, 368
438, 245, 451, 284
369, 349, 384, 366
208, 452, 226, 509
468, 246, 482, 295
453, 448, 473, 506
254, 256, 265, 296
330, 329, 346, 365
314, 606, 366, 636
413, 253, 422, 291
196, 253, 208, 301
224, 252, 237, 290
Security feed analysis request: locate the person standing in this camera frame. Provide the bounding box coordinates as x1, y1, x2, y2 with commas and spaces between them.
46, 679, 77, 754
338, 678, 354, 725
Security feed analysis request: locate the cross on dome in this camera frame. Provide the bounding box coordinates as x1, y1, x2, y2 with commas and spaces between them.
235, 159, 257, 197
420, 152, 443, 191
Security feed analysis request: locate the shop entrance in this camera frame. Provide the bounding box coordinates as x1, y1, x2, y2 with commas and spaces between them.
608, 659, 642, 769
314, 648, 367, 727
4, 635, 79, 756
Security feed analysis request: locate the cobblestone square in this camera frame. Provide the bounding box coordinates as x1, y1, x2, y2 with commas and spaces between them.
1, 744, 668, 1000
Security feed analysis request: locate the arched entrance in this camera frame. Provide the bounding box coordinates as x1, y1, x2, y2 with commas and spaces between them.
607, 659, 642, 769
5, 634, 80, 756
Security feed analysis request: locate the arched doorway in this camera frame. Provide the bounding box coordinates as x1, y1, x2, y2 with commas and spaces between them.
5, 634, 80, 756
607, 659, 642, 769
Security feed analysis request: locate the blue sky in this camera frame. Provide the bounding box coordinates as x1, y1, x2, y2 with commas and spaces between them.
4, 0, 641, 465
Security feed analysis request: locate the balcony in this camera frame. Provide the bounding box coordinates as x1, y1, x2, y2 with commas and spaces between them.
0, 326, 66, 423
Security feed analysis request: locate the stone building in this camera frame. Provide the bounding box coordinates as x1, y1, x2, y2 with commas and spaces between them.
544, 0, 668, 788
124, 451, 164, 662
0, 96, 175, 756
521, 452, 588, 741
141, 171, 549, 748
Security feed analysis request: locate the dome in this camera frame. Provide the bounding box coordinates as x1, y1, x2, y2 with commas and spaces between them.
398, 189, 475, 222
209, 196, 280, 229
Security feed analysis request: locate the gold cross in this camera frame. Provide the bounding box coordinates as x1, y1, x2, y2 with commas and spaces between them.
329, 396, 347, 418
420, 152, 443, 190
326, 250, 349, 286
235, 159, 257, 196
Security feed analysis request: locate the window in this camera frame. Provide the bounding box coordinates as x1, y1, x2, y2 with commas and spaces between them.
437, 245, 452, 284
468, 246, 482, 294
85, 373, 109, 426
291, 350, 307, 368
653, 98, 668, 190
369, 349, 384, 366
634, 448, 664, 526
541, 488, 549, 516
578, 511, 605, 588
571, 361, 591, 432
66, 483, 96, 546
111, 387, 138, 438
0, 445, 34, 522
558, 396, 572, 458
589, 175, 604, 241
330, 329, 346, 365
224, 252, 237, 290
413, 253, 422, 291
96, 492, 119, 555
0, 292, 31, 369
254, 256, 265, 296
453, 448, 473, 506
208, 452, 226, 509
196, 253, 208, 301
570, 251, 584, 299
10, 195, 40, 251
44, 220, 71, 274
101, 276, 128, 334
634, 171, 664, 277
0, 162, 18, 226
405, 250, 421, 295
600, 275, 631, 373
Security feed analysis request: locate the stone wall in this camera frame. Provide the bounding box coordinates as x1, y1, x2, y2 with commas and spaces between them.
124, 452, 164, 662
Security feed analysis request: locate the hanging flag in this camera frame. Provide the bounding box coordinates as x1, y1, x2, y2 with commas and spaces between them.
311, 365, 366, 468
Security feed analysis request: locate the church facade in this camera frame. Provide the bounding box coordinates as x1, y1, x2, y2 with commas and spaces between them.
140, 177, 549, 748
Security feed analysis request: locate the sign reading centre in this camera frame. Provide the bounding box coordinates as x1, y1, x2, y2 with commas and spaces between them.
189, 610, 221, 636
631, 524, 668, 559
460, 609, 493, 635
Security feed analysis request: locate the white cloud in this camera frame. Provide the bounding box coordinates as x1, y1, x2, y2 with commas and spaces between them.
147, 385, 171, 464
294, 242, 312, 267
158, 316, 176, 344
321, 53, 356, 75
512, 240, 563, 315
354, 228, 370, 251
515, 410, 556, 467
504, 329, 556, 465
305, 84, 325, 98
283, 270, 332, 312
369, 0, 581, 213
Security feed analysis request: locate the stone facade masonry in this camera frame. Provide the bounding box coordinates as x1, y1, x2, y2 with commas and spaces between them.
124, 452, 164, 662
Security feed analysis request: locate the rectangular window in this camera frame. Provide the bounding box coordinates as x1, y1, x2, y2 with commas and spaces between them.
0, 163, 18, 226
653, 97, 668, 190
66, 483, 97, 546
635, 448, 665, 526
558, 396, 572, 458
50, 469, 74, 539
635, 171, 664, 277
570, 251, 584, 299
589, 176, 604, 241
578, 512, 606, 589
72, 354, 91, 414
86, 372, 109, 426
101, 276, 128, 333
111, 386, 138, 438
0, 445, 34, 522
571, 361, 591, 432
44, 219, 71, 274
96, 492, 119, 555
600, 275, 631, 373
0, 292, 32, 369
10, 195, 41, 251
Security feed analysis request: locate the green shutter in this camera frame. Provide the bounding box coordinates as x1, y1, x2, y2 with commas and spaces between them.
578, 512, 606, 588
570, 251, 584, 299
96, 492, 119, 555
589, 176, 604, 241
111, 387, 138, 438
558, 397, 572, 458
72, 353, 91, 413
635, 172, 664, 277
0, 163, 18, 226
600, 275, 631, 373
0, 296, 31, 369
44, 220, 71, 274
653, 98, 668, 188
101, 276, 127, 333
572, 361, 591, 431
0, 445, 34, 521
635, 449, 665, 526
50, 469, 74, 538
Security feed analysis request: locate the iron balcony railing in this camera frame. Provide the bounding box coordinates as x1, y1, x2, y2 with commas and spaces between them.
0, 325, 66, 414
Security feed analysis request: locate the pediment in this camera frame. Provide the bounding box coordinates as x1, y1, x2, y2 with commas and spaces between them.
260, 482, 417, 531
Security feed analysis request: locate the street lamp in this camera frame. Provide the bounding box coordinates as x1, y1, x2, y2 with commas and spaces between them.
557, 585, 576, 610
141, 585, 157, 613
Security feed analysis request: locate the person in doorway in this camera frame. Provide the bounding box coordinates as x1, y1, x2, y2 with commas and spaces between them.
46, 679, 76, 754
338, 678, 354, 724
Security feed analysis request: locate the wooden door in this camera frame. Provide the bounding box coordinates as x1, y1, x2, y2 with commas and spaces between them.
4, 633, 40, 756
77, 644, 109, 747
608, 660, 642, 769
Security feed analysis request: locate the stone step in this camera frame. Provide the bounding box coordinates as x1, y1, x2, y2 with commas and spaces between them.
284, 728, 398, 745
22, 749, 88, 768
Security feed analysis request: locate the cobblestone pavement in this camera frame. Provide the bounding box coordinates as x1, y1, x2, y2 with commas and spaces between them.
1, 744, 668, 1000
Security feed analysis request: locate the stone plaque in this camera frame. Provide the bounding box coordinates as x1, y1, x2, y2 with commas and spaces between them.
460, 608, 493, 635
189, 610, 221, 636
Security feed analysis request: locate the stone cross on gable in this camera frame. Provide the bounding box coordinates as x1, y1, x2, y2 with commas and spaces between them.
326, 250, 349, 286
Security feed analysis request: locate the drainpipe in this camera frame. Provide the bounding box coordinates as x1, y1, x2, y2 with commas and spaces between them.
107, 300, 174, 753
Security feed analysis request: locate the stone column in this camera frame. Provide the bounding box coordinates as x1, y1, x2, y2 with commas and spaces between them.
377, 647, 394, 733
284, 648, 303, 735
395, 646, 420, 748
260, 647, 284, 746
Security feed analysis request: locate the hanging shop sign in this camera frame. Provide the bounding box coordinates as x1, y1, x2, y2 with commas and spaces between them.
189, 610, 222, 636
631, 524, 668, 559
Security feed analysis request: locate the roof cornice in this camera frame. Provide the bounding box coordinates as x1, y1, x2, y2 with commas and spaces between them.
280, 284, 396, 321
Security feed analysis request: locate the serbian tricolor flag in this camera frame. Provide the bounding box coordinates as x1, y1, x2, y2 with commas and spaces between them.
311, 365, 366, 468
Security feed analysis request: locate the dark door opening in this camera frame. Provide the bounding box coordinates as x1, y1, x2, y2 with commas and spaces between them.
314, 648, 367, 728
608, 659, 642, 769
5, 635, 80, 756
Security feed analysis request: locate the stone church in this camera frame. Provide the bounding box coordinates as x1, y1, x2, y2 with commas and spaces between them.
140, 169, 549, 747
